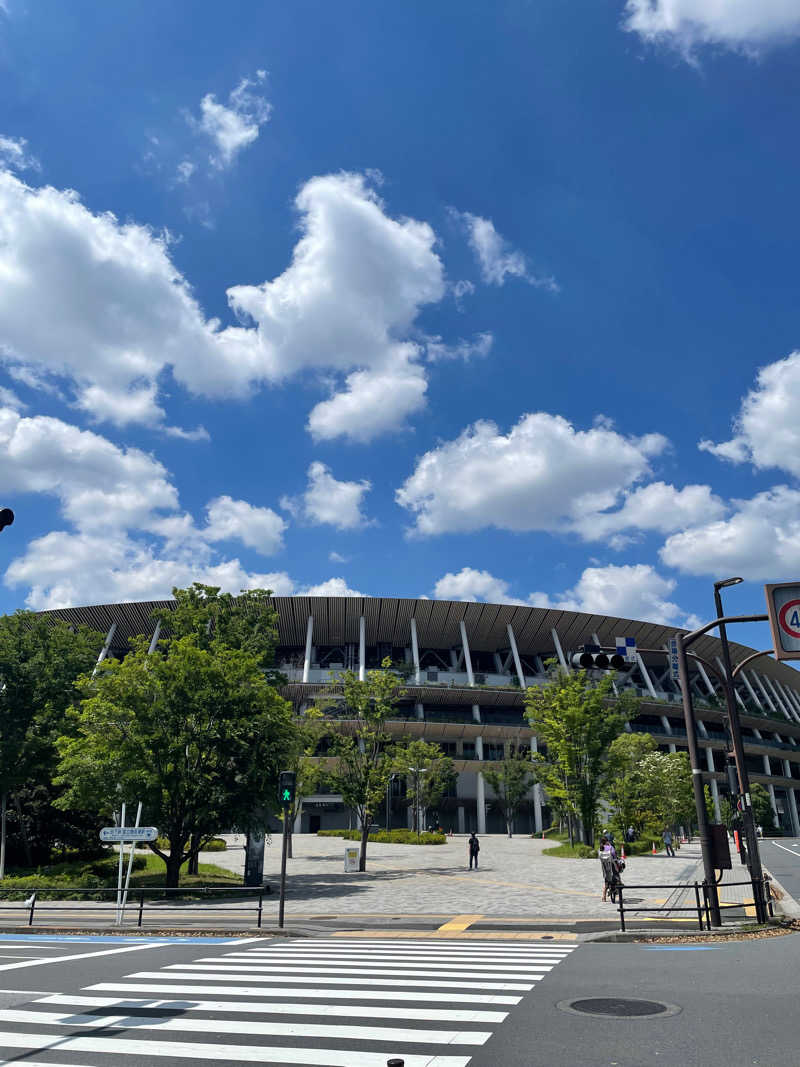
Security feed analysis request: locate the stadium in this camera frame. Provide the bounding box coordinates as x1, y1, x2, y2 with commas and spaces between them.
43, 596, 800, 837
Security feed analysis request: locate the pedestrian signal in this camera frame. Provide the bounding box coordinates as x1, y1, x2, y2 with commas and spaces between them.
571, 645, 626, 670
279, 771, 296, 808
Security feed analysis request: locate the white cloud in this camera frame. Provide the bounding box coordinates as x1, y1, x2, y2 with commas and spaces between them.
660, 485, 800, 580
0, 135, 39, 172
0, 167, 451, 441
530, 564, 683, 625
396, 412, 667, 537
623, 0, 800, 54
282, 462, 371, 530
328, 550, 348, 563
426, 332, 493, 363
573, 481, 726, 542
204, 495, 286, 555
301, 577, 364, 597
433, 567, 521, 604
699, 352, 800, 478
175, 160, 196, 184
0, 386, 24, 409
189, 72, 272, 169
451, 210, 556, 290
163, 423, 210, 442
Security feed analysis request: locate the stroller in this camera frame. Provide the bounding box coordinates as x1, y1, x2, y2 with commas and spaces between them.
601, 854, 624, 903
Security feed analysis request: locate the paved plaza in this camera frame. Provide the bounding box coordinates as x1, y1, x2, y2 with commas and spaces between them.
209, 833, 707, 920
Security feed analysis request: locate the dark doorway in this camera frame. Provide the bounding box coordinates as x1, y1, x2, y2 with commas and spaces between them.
309, 815, 321, 834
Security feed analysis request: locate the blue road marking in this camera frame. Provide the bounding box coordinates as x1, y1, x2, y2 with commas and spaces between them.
0, 933, 244, 944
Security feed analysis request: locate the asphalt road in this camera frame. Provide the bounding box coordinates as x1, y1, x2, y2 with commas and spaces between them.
0, 928, 796, 1066
764, 836, 800, 910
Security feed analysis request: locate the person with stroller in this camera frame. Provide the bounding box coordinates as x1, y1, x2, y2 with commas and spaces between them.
599, 834, 624, 902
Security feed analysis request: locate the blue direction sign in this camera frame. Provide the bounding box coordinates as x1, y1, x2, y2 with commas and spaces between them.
100, 826, 158, 843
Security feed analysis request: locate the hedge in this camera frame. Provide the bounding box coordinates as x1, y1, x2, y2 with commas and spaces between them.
317, 829, 447, 845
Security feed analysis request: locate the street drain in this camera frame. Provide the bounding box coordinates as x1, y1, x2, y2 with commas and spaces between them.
557, 997, 681, 1019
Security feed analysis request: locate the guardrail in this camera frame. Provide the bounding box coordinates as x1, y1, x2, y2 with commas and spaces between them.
614, 875, 773, 931
0, 885, 270, 928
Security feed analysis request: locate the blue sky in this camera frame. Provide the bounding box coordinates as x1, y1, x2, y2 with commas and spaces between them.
2, 0, 800, 647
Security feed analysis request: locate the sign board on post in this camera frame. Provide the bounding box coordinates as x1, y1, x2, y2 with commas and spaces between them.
765, 582, 800, 661
667, 636, 680, 682
615, 636, 637, 664
100, 826, 158, 843
344, 846, 360, 872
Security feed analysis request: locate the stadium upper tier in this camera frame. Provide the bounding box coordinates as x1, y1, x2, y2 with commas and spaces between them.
38, 595, 800, 835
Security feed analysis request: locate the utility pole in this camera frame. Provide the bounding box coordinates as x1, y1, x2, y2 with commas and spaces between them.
714, 579, 767, 923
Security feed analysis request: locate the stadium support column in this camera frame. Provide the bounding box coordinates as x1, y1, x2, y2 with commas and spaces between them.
459, 620, 475, 687
530, 736, 543, 833
410, 617, 421, 685
507, 624, 526, 686
767, 783, 780, 829
475, 735, 486, 834
358, 615, 365, 682
636, 653, 658, 700
550, 628, 569, 672
91, 622, 117, 678
303, 615, 313, 683
783, 761, 800, 836
147, 619, 161, 655
706, 747, 721, 823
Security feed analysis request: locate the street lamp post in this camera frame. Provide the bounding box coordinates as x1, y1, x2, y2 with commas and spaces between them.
714, 578, 767, 922
386, 773, 396, 831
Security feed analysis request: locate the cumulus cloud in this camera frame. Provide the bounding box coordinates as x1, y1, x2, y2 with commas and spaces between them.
188, 71, 272, 169
573, 481, 726, 542
699, 352, 800, 478
0, 135, 39, 172
660, 485, 800, 580
451, 209, 557, 290
396, 412, 667, 537
426, 332, 493, 363
205, 495, 286, 554
0, 168, 449, 440
0, 404, 292, 608
623, 0, 800, 54
529, 563, 683, 625
281, 462, 371, 530
433, 567, 521, 604
301, 577, 364, 597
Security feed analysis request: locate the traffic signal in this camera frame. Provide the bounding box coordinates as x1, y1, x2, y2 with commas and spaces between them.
571, 644, 626, 670
0, 508, 13, 532
279, 770, 296, 808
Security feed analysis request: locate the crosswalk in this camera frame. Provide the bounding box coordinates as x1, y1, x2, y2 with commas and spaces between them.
0, 936, 576, 1066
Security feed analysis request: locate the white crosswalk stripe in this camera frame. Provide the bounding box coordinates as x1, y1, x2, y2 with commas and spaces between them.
0, 936, 576, 1066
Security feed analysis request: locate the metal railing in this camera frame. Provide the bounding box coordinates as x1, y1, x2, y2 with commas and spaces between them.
0, 885, 270, 928
614, 875, 773, 932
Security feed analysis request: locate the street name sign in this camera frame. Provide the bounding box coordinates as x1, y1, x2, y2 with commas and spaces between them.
667, 636, 680, 681
100, 826, 158, 843
765, 582, 800, 661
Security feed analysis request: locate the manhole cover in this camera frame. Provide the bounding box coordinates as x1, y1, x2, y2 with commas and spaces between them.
557, 997, 681, 1019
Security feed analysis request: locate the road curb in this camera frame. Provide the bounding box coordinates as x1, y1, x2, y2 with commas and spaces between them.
764, 867, 800, 919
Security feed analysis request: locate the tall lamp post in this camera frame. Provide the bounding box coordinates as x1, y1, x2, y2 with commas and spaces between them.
714, 577, 767, 922
410, 766, 427, 837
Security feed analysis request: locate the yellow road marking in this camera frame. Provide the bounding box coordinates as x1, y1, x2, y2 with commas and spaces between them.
331, 930, 578, 940
437, 914, 483, 932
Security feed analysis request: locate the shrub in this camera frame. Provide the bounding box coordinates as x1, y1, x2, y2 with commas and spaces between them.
154, 836, 227, 851
542, 842, 597, 858
317, 829, 446, 845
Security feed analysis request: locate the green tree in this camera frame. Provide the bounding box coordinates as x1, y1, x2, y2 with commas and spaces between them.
605, 732, 658, 838
0, 611, 102, 873
750, 782, 774, 830
639, 750, 696, 833
55, 635, 296, 887
151, 584, 283, 677
321, 658, 404, 870
393, 739, 456, 833
525, 667, 637, 846
282, 708, 329, 858
483, 745, 536, 837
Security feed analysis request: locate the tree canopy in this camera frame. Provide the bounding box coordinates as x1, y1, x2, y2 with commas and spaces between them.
392, 738, 456, 833
483, 745, 536, 837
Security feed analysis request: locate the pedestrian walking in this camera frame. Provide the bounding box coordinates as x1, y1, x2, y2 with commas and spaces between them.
626, 825, 635, 843
467, 831, 480, 869
599, 835, 621, 902
662, 827, 675, 857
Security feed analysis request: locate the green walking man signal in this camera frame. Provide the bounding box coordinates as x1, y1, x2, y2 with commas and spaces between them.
279, 771, 296, 808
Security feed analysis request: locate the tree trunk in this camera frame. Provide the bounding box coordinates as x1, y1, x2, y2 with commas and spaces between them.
358, 819, 370, 871
506, 817, 513, 838
187, 834, 200, 876
165, 850, 183, 888
12, 794, 32, 867
567, 814, 574, 847
0, 793, 6, 879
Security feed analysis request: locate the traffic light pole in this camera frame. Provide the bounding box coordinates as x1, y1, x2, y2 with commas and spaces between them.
278, 805, 289, 928
714, 586, 767, 923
